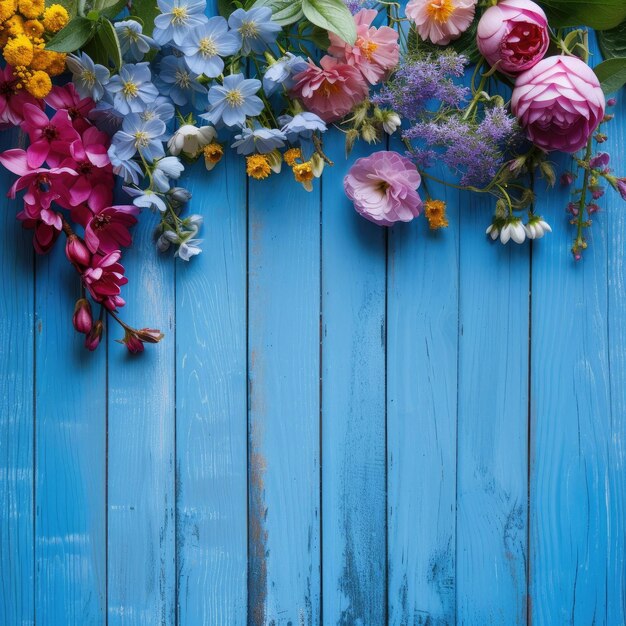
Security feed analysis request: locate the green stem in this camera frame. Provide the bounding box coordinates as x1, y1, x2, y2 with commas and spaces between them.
575, 137, 594, 248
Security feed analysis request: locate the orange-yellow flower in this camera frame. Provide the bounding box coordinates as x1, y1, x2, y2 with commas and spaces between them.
0, 0, 17, 23
23, 18, 43, 37
203, 142, 223, 170
17, 0, 43, 19
45, 51, 65, 76
284, 147, 301, 166
3, 33, 33, 66
24, 68, 50, 97
246, 154, 271, 180
293, 161, 313, 183
3, 13, 24, 35
42, 4, 68, 32
424, 199, 449, 229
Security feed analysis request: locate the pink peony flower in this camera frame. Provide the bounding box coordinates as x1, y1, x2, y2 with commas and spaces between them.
328, 9, 399, 85
511, 55, 606, 153
84, 205, 139, 254
406, 0, 477, 45
0, 65, 42, 128
344, 150, 423, 226
477, 0, 549, 75
291, 56, 369, 122
82, 250, 128, 311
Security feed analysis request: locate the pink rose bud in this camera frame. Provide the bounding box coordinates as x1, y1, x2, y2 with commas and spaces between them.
511, 55, 605, 153
65, 234, 91, 270
72, 298, 93, 334
477, 0, 549, 75
85, 320, 103, 351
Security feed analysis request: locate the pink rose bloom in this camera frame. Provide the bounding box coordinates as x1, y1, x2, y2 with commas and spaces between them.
406, 0, 477, 45
477, 0, 549, 75
344, 151, 423, 226
328, 9, 399, 85
291, 56, 369, 122
511, 55, 606, 153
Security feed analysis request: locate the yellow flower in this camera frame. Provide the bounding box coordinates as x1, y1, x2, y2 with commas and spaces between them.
3, 13, 24, 35
0, 0, 17, 23
23, 17, 43, 37
3, 33, 33, 66
283, 147, 301, 166
17, 0, 43, 19
246, 154, 271, 180
203, 142, 223, 170
42, 4, 68, 32
24, 68, 50, 97
424, 199, 449, 230
293, 161, 313, 183
45, 50, 65, 76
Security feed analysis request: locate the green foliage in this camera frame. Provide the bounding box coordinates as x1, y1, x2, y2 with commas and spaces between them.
301, 0, 356, 45
95, 17, 123, 69
593, 57, 626, 93
598, 20, 626, 59
538, 0, 626, 30
253, 0, 303, 26
130, 0, 159, 36
45, 16, 95, 52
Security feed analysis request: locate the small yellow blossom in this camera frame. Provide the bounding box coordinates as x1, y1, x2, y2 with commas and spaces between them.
293, 161, 313, 183
45, 51, 65, 76
203, 142, 223, 170
246, 154, 271, 180
284, 147, 301, 166
23, 18, 43, 37
424, 199, 449, 230
0, 0, 17, 23
41, 4, 68, 32
17, 0, 43, 19
3, 33, 33, 66
24, 68, 50, 97
3, 13, 24, 35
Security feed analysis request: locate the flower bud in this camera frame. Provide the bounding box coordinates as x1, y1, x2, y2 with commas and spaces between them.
134, 328, 164, 344
310, 153, 324, 178
361, 122, 379, 144
539, 161, 556, 187
345, 129, 359, 155
65, 234, 91, 269
124, 332, 145, 354
382, 112, 401, 135
167, 187, 192, 208
85, 319, 103, 351
266, 149, 283, 174
73, 298, 92, 334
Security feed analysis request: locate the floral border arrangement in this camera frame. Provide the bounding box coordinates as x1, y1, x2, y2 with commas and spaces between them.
0, 0, 625, 352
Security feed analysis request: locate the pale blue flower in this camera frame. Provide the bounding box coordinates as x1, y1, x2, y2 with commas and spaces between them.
281, 112, 327, 143
263, 53, 308, 95
201, 73, 263, 127
89, 99, 124, 133
108, 144, 144, 185
106, 63, 159, 114
177, 237, 203, 261
153, 0, 208, 45
228, 7, 281, 55
66, 52, 110, 101
110, 114, 166, 162
124, 186, 168, 212
157, 55, 207, 108
177, 17, 241, 78
115, 20, 158, 61
153, 156, 184, 192
139, 97, 176, 124
231, 125, 286, 155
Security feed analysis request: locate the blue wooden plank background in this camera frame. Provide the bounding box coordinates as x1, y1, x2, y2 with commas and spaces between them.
1, 59, 626, 626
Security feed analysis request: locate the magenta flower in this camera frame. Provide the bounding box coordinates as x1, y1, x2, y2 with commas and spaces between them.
328, 9, 399, 85
0, 65, 42, 127
17, 215, 61, 254
477, 0, 549, 75
72, 298, 93, 334
617, 179, 626, 201
20, 104, 80, 169
511, 55, 605, 153
82, 250, 128, 311
85, 319, 104, 351
344, 150, 423, 226
65, 234, 92, 269
291, 56, 369, 122
119, 327, 164, 354
84, 205, 139, 253
45, 84, 95, 132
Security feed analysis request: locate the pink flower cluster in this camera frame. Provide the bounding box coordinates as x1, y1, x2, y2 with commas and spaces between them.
0, 82, 146, 350
291, 9, 399, 122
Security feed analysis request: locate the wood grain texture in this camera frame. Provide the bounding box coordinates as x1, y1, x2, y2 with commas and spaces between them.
247, 168, 321, 625
387, 175, 459, 626
35, 245, 106, 624
0, 129, 35, 626
321, 135, 387, 625
456, 193, 529, 625
175, 154, 248, 626
107, 199, 176, 625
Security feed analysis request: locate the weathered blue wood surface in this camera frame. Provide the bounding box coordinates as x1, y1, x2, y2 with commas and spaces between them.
1, 76, 626, 626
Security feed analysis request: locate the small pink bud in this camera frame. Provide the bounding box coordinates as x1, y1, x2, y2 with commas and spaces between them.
73, 298, 93, 334
66, 235, 91, 270
123, 331, 145, 354
134, 328, 164, 344
561, 172, 574, 186
607, 98, 616, 107
85, 320, 103, 351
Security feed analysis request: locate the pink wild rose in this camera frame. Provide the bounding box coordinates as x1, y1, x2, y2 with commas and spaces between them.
328, 9, 399, 85
511, 55, 605, 153
405, 0, 477, 45
344, 151, 423, 226
291, 56, 369, 122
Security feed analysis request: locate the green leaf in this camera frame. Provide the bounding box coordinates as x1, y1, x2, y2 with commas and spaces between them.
302, 0, 356, 45
599, 20, 626, 59
594, 57, 626, 93
538, 0, 626, 30
95, 18, 123, 69
217, 0, 236, 17
252, 0, 302, 26
100, 0, 129, 18
130, 0, 159, 36
45, 16, 95, 52
309, 25, 330, 50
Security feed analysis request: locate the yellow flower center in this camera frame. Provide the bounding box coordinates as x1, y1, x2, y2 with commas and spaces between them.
293, 161, 313, 183
225, 88, 244, 107
239, 20, 258, 38
175, 69, 191, 88
284, 148, 301, 166
81, 68, 96, 87
171, 6, 187, 24
203, 142, 223, 163
426, 0, 455, 24
359, 39, 378, 61
122, 80, 139, 98
246, 154, 271, 179
124, 26, 139, 41
198, 36, 218, 56
134, 131, 150, 148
